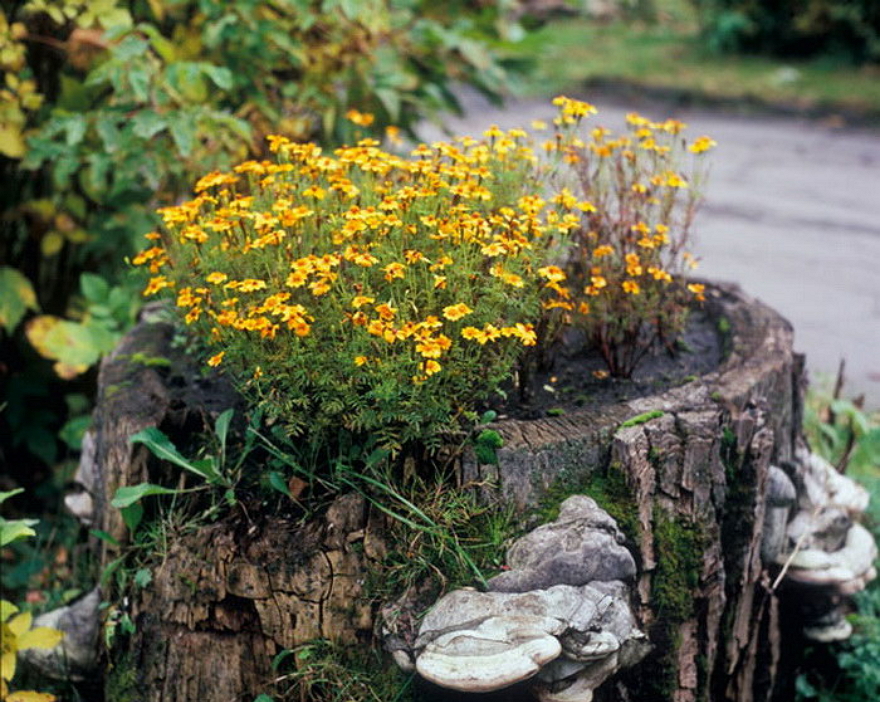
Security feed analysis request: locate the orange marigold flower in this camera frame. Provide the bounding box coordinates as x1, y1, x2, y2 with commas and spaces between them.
424, 359, 441, 376
207, 351, 225, 367
375, 303, 397, 321
346, 109, 375, 127
206, 272, 228, 285
622, 280, 641, 295
144, 275, 174, 296
593, 245, 614, 258
688, 283, 706, 301
689, 136, 717, 154
354, 356, 368, 367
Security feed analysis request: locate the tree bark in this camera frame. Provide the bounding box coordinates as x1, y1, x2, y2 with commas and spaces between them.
83, 281, 804, 701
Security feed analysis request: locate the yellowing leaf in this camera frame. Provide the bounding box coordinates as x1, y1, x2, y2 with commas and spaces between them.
7, 690, 58, 702
0, 601, 19, 621
7, 611, 31, 637
17, 626, 64, 651
53, 360, 89, 380
41, 232, 65, 257
0, 125, 26, 159
0, 267, 39, 334
25, 316, 105, 378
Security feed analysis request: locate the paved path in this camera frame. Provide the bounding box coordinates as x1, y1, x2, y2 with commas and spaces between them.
420, 90, 880, 409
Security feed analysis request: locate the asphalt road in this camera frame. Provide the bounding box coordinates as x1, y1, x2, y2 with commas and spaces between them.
419, 90, 880, 409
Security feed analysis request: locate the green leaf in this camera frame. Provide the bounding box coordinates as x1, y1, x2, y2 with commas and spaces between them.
0, 518, 39, 547
110, 483, 180, 509
202, 64, 233, 91
81, 273, 110, 303
169, 114, 196, 157
90, 529, 121, 547
120, 501, 143, 532
215, 409, 234, 451
271, 649, 294, 671
132, 111, 167, 139
134, 568, 152, 588
59, 414, 91, 450
167, 62, 209, 103
64, 114, 87, 146
127, 66, 151, 102
0, 488, 25, 505
0, 267, 39, 334
254, 695, 274, 702
267, 471, 291, 497
130, 427, 222, 484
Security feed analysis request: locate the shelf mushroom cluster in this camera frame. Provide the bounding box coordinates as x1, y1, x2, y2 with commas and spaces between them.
764, 447, 878, 641
407, 495, 648, 701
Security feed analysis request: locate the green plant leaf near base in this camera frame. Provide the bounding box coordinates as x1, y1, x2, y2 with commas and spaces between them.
110, 483, 181, 509
129, 426, 224, 485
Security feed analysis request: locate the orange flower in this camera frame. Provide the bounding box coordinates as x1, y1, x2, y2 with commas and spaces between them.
207, 351, 225, 367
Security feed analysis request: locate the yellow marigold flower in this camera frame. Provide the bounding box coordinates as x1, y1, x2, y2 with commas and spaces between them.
309, 279, 332, 296
637, 236, 656, 249
143, 275, 174, 296
578, 302, 591, 315
531, 119, 548, 130
354, 356, 368, 367
424, 359, 441, 376
132, 246, 165, 266
590, 275, 607, 289
185, 307, 202, 324
543, 299, 574, 311
194, 171, 239, 193
207, 351, 225, 367
632, 182, 648, 194
267, 134, 291, 152
385, 125, 403, 146
351, 295, 375, 309
253, 366, 263, 379
622, 280, 641, 295
375, 303, 397, 321
689, 136, 717, 153
144, 231, 161, 241
483, 124, 504, 139
442, 303, 473, 321
593, 245, 614, 258
206, 272, 228, 285
404, 249, 426, 264
551, 187, 577, 209
538, 265, 567, 283
383, 262, 406, 281
648, 266, 673, 282
302, 185, 326, 200
688, 283, 706, 301
345, 109, 375, 127
433, 275, 447, 290
286, 271, 308, 288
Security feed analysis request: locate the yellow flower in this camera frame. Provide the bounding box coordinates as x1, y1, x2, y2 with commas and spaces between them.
345, 109, 375, 126
689, 136, 717, 153
592, 245, 614, 259
354, 356, 368, 367
383, 262, 406, 282
622, 280, 641, 295
375, 303, 397, 321
424, 359, 441, 376
143, 275, 174, 296
687, 283, 706, 301
442, 303, 473, 321
385, 125, 403, 146
206, 272, 228, 285
207, 351, 225, 367
351, 295, 375, 309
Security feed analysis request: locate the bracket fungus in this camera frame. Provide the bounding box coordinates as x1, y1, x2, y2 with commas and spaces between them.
408, 497, 647, 699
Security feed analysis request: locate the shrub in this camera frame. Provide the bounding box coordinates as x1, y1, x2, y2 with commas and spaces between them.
691, 0, 880, 63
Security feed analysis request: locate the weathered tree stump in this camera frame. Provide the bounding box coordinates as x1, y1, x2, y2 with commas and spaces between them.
78, 281, 812, 701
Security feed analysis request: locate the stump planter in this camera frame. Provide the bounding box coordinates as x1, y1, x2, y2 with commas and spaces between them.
65, 281, 865, 702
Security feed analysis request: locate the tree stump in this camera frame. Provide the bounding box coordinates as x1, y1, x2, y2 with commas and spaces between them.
80, 281, 808, 701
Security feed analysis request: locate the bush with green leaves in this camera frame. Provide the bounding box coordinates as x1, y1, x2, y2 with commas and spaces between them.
690, 0, 880, 63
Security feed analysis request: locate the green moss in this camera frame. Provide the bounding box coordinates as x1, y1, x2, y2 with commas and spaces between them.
652, 507, 702, 621
105, 651, 141, 702
620, 409, 665, 428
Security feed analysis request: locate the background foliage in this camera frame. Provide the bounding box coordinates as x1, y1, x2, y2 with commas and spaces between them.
690, 0, 880, 62
0, 0, 519, 488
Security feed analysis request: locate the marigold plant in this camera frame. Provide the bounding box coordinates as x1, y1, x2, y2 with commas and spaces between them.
539, 96, 714, 377
135, 121, 574, 452
135, 98, 714, 454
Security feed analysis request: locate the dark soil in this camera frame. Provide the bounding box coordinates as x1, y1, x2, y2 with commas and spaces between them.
489, 307, 723, 420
